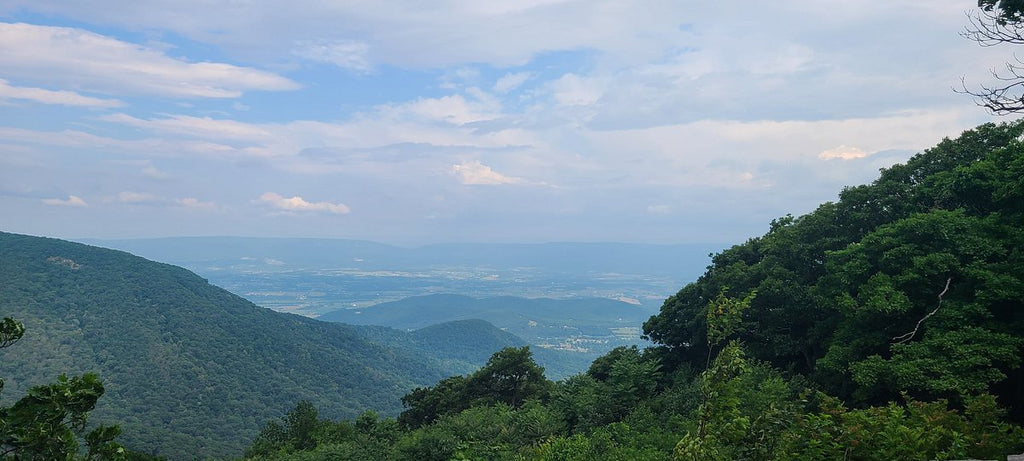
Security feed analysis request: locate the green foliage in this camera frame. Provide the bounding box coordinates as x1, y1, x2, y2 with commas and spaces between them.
399, 376, 471, 429
245, 400, 320, 457
0, 318, 24, 350
777, 393, 1024, 459
467, 346, 552, 408
644, 121, 1024, 415
674, 341, 804, 461
551, 346, 663, 433
979, 0, 1024, 22
249, 345, 1024, 461
399, 347, 553, 429
705, 289, 755, 348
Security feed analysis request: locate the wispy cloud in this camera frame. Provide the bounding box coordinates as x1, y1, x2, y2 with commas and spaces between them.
42, 195, 87, 207
451, 160, 524, 185
0, 79, 122, 107
101, 113, 276, 142
177, 197, 216, 210
257, 192, 350, 214
0, 22, 299, 98
494, 72, 531, 93
819, 145, 869, 160
293, 40, 372, 72
548, 73, 604, 107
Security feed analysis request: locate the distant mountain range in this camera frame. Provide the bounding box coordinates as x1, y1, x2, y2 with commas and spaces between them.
0, 232, 586, 459
78, 237, 717, 317
78, 237, 719, 278
319, 294, 653, 360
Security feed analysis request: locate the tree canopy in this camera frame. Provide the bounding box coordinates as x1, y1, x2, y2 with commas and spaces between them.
643, 121, 1024, 418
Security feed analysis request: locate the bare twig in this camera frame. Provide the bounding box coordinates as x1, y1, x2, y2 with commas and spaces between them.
959, 8, 1024, 113
962, 9, 1024, 46
892, 278, 952, 344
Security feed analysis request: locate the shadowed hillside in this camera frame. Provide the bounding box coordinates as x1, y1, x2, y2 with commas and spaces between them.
0, 233, 456, 459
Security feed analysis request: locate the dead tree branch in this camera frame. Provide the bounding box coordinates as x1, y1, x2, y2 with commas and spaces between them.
958, 8, 1024, 113
892, 277, 952, 344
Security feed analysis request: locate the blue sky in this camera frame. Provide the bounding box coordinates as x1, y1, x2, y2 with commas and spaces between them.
0, 1, 1007, 245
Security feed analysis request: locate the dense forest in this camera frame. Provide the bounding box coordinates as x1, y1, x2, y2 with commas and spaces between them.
237, 122, 1024, 460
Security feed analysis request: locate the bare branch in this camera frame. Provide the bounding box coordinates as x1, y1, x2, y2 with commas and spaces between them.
962, 9, 1024, 46
892, 278, 952, 344
959, 8, 1024, 114
956, 67, 1024, 114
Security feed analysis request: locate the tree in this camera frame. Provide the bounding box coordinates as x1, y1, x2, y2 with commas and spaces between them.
0, 317, 24, 349
0, 317, 25, 397
960, 1, 1024, 113
398, 376, 469, 429
398, 347, 552, 430
0, 317, 125, 460
466, 346, 552, 409
245, 400, 321, 457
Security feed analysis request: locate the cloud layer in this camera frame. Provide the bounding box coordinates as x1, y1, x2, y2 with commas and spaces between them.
0, 1, 1006, 243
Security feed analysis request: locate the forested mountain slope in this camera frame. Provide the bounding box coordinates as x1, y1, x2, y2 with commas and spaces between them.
644, 121, 1024, 419
0, 233, 458, 459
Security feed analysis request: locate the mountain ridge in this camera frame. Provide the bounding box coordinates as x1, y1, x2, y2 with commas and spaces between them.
0, 232, 556, 459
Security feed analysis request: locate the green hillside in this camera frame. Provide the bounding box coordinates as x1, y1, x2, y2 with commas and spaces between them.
643, 120, 1024, 420
0, 233, 457, 459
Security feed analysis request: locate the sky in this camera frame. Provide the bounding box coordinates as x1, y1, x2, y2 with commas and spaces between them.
0, 1, 1011, 245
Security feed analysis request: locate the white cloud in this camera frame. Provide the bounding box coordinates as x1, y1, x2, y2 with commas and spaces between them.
42, 195, 87, 206
0, 79, 122, 107
258, 192, 350, 214
579, 109, 976, 190
549, 73, 604, 107
383, 93, 502, 126
102, 113, 276, 142
141, 164, 169, 179
0, 0, 691, 68
819, 145, 869, 160
0, 22, 298, 98
494, 72, 531, 93
451, 160, 524, 185
177, 197, 215, 210
293, 40, 372, 72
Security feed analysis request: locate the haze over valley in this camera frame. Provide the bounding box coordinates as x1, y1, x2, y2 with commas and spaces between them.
83, 238, 718, 358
